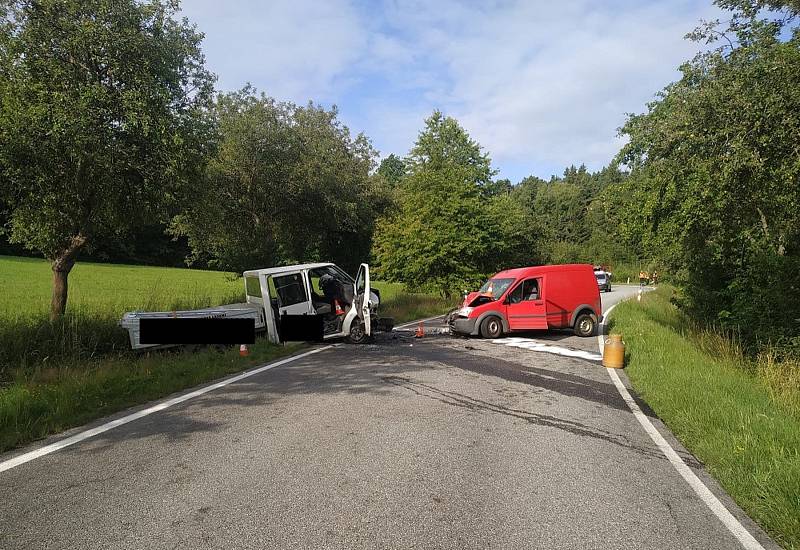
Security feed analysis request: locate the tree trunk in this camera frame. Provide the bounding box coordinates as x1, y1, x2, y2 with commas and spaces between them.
49, 234, 87, 320
50, 268, 70, 320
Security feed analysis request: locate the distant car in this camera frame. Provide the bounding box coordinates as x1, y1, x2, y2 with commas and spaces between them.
449, 264, 602, 338
594, 270, 611, 293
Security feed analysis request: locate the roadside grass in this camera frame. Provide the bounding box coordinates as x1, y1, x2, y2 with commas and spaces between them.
1, 255, 246, 381
0, 255, 450, 452
1, 255, 244, 317
611, 286, 800, 549
0, 339, 299, 452
374, 282, 456, 324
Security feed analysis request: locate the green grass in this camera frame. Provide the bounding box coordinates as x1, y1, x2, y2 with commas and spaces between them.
0, 255, 449, 452
611, 286, 800, 549
0, 255, 247, 378
372, 281, 456, 324
0, 340, 300, 452
0, 255, 244, 318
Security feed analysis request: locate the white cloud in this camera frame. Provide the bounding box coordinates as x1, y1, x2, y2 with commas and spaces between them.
181, 0, 368, 102
367, 1, 722, 177
181, 0, 723, 180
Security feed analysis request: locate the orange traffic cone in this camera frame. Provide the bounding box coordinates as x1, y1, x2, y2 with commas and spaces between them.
415, 322, 425, 338
334, 299, 345, 316
239, 344, 250, 357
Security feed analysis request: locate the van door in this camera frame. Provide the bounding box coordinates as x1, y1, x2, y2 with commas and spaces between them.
354, 263, 371, 336
504, 277, 547, 330
271, 272, 313, 316
245, 274, 279, 343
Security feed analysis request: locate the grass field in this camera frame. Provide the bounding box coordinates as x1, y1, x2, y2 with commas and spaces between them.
1, 255, 245, 318
0, 255, 451, 452
611, 286, 800, 549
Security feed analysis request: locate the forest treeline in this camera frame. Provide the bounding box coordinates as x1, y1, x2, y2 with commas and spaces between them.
1, 0, 798, 354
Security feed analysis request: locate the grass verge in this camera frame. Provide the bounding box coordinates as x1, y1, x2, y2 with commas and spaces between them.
375, 283, 456, 324
611, 286, 800, 549
0, 339, 300, 453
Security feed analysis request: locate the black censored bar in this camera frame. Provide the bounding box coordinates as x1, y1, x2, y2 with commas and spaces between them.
279, 315, 324, 342
139, 318, 256, 345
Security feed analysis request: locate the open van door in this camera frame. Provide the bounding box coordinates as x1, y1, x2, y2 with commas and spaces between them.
354, 263, 371, 336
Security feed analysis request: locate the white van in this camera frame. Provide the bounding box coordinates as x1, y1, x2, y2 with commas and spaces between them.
243, 262, 386, 344
121, 262, 389, 349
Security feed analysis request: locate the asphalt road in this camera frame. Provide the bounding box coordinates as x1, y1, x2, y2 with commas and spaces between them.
0, 285, 778, 549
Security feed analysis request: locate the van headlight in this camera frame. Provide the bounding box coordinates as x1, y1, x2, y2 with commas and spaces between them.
458, 307, 474, 317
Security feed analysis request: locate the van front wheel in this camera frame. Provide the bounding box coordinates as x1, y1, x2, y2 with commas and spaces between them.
574, 312, 596, 337
480, 316, 503, 339
346, 322, 369, 344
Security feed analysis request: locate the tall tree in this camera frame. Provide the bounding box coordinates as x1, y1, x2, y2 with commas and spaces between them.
0, 0, 215, 318
408, 110, 496, 189
373, 112, 539, 296
171, 88, 382, 276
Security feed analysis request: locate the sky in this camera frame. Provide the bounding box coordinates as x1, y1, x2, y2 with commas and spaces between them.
179, 0, 723, 183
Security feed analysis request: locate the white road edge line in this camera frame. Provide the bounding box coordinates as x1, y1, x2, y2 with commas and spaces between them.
599, 303, 764, 550
0, 346, 333, 474
394, 315, 445, 330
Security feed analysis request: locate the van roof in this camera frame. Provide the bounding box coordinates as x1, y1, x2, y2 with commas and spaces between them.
243, 262, 335, 277
492, 264, 593, 279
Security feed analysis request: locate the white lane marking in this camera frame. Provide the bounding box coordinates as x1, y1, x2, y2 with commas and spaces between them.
394, 315, 446, 330
492, 337, 602, 361
600, 305, 765, 550
0, 346, 333, 474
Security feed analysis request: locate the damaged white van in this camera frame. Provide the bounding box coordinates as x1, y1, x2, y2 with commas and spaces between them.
121, 262, 391, 349
243, 262, 390, 344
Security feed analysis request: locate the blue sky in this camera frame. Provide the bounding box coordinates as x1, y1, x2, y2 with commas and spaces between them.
179, 0, 722, 182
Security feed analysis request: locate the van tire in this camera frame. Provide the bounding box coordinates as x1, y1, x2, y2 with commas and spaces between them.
573, 312, 596, 337
346, 322, 369, 344
480, 316, 503, 339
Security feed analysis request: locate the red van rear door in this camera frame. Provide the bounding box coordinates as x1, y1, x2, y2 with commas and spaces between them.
504, 277, 547, 330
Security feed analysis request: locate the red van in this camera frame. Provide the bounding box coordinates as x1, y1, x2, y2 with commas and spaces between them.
449, 264, 602, 338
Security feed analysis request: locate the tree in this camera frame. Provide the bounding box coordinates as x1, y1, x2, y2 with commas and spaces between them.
377, 154, 406, 187
483, 178, 512, 197
616, 0, 800, 345
171, 88, 382, 276
0, 0, 215, 318
534, 181, 585, 243
373, 112, 539, 296
408, 110, 496, 189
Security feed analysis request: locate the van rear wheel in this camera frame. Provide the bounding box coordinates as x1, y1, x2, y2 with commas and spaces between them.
574, 312, 596, 337
480, 316, 503, 339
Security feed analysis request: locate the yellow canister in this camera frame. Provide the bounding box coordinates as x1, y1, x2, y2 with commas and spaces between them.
602, 334, 626, 369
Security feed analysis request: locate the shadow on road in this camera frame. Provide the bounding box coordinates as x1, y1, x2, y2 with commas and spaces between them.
394, 344, 628, 412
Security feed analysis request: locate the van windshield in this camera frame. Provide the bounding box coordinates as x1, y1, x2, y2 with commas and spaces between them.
478, 278, 515, 300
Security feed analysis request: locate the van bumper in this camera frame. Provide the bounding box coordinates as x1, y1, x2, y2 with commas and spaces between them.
450, 317, 478, 335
